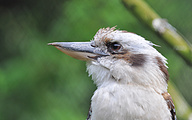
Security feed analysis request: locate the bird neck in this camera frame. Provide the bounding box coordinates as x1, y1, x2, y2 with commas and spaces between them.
86, 60, 168, 94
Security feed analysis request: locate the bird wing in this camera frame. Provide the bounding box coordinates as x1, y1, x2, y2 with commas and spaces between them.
162, 92, 177, 120
86, 106, 92, 120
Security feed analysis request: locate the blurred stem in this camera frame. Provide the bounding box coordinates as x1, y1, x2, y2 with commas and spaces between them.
122, 0, 192, 66
168, 82, 192, 119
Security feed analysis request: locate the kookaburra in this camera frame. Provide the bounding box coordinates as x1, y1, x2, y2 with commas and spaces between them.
48, 27, 176, 120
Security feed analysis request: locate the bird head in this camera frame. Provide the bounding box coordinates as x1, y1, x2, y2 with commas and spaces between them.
48, 27, 169, 93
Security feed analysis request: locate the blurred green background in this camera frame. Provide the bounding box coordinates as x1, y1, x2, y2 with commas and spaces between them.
0, 0, 192, 120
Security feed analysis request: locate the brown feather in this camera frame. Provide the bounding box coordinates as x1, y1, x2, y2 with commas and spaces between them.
162, 92, 177, 120
156, 57, 169, 82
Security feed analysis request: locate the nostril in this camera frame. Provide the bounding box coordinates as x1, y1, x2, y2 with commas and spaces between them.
91, 42, 96, 47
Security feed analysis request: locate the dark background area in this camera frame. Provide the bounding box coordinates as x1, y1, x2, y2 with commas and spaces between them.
0, 0, 192, 120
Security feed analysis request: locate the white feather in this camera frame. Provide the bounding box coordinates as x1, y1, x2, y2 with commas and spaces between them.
86, 27, 171, 120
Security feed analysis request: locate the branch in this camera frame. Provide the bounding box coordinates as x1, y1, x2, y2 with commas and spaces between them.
122, 0, 192, 66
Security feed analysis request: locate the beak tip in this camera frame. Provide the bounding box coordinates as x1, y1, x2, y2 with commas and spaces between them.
48, 43, 53, 46
48, 43, 59, 46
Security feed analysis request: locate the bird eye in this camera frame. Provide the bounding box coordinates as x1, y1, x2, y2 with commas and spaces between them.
107, 42, 122, 53
110, 42, 121, 51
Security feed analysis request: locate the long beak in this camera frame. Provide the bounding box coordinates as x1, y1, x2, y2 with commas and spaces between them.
48, 42, 109, 61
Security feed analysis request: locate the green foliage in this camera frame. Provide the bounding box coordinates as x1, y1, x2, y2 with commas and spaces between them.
0, 0, 191, 120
